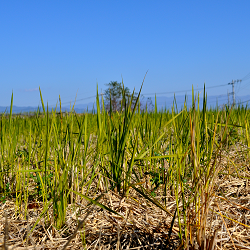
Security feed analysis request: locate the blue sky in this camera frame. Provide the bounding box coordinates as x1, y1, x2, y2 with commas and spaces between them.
1, 1, 250, 107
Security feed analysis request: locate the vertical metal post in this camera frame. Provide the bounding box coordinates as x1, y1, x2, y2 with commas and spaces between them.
228, 79, 242, 107
228, 80, 236, 106
232, 82, 235, 106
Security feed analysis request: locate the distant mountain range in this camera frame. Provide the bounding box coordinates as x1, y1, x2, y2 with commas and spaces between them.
0, 103, 94, 114
1, 94, 250, 114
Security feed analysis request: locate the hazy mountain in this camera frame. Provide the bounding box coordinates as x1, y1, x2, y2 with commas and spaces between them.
1, 95, 250, 114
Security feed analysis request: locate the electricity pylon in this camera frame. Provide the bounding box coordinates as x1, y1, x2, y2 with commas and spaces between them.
228, 79, 242, 106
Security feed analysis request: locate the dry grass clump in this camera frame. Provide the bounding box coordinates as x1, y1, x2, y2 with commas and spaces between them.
0, 190, 181, 249
0, 149, 250, 250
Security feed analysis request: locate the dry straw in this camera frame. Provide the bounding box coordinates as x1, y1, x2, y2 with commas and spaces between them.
0, 83, 250, 249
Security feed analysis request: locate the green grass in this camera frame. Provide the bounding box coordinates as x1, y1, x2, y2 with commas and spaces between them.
1, 85, 250, 248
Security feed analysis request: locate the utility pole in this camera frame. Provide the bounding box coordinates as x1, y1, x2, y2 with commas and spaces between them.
228, 79, 242, 106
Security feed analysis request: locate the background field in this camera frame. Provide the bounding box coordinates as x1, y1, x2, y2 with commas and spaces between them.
0, 88, 250, 249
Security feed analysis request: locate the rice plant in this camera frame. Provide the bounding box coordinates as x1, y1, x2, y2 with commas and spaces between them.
0, 85, 249, 249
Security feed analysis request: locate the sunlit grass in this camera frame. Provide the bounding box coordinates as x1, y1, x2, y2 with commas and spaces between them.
0, 85, 249, 248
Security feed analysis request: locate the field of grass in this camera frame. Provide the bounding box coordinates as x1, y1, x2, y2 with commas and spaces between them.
0, 86, 250, 249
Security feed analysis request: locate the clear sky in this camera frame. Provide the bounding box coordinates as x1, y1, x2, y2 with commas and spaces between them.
1, 1, 250, 107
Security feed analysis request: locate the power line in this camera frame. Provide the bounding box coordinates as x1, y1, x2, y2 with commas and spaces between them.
237, 79, 250, 92
242, 71, 250, 81
237, 98, 250, 104
49, 71, 250, 106
228, 79, 242, 106
49, 95, 97, 107
48, 83, 231, 108
141, 84, 228, 96
49, 70, 250, 105
12, 74, 250, 110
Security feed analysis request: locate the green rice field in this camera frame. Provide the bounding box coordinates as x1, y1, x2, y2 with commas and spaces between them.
0, 86, 249, 249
